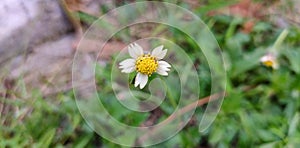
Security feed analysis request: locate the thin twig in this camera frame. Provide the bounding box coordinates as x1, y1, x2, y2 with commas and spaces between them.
137, 91, 226, 145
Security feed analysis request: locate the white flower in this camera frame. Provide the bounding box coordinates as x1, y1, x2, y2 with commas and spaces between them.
260, 52, 279, 69
119, 43, 171, 89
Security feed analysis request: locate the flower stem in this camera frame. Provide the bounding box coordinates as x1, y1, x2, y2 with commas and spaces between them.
166, 86, 177, 109
273, 29, 289, 50
137, 91, 225, 144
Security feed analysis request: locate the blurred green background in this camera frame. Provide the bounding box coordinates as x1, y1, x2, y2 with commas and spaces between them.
1, 0, 300, 147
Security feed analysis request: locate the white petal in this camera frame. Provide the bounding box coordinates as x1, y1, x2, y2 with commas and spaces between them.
134, 73, 148, 89
121, 66, 135, 73
260, 53, 276, 62
119, 65, 133, 69
133, 43, 143, 56
157, 61, 171, 73
128, 45, 138, 59
156, 60, 171, 76
139, 74, 148, 89
151, 45, 163, 57
158, 61, 171, 68
260, 56, 270, 62
119, 59, 136, 73
151, 45, 167, 60
158, 66, 170, 72
134, 73, 142, 87
128, 43, 143, 59
119, 63, 135, 69
119, 59, 135, 67
157, 69, 168, 76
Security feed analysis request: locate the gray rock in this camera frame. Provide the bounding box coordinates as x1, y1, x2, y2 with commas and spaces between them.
9, 34, 75, 94
0, 0, 72, 64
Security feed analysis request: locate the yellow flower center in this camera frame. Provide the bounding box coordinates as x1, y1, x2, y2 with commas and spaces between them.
135, 54, 158, 76
263, 60, 274, 67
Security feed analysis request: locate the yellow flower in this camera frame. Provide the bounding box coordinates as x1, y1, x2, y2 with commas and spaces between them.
119, 43, 171, 89
260, 53, 279, 69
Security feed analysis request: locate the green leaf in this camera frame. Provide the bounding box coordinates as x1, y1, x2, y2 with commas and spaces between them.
74, 134, 93, 148
288, 112, 300, 136
283, 48, 300, 74
231, 48, 266, 77
195, 0, 237, 15
36, 128, 56, 148
259, 141, 281, 148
